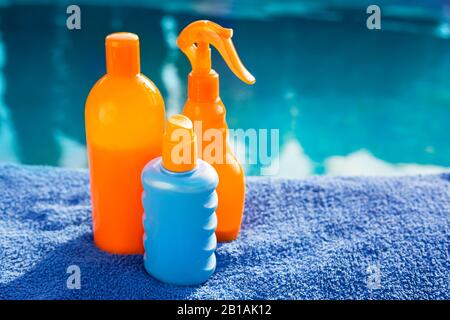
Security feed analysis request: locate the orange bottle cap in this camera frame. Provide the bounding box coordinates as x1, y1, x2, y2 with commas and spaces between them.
162, 115, 197, 172
106, 32, 140, 76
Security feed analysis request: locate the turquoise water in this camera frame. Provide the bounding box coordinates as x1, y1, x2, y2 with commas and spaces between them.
0, 3, 449, 177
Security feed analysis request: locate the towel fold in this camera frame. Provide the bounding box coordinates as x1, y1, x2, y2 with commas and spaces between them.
0, 163, 448, 299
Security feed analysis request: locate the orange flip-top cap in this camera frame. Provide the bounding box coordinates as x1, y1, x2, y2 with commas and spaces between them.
162, 115, 197, 173
106, 32, 140, 76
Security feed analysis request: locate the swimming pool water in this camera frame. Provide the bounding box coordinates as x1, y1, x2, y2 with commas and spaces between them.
0, 3, 449, 177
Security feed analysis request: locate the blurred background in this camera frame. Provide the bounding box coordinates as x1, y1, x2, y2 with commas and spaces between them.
0, 0, 449, 177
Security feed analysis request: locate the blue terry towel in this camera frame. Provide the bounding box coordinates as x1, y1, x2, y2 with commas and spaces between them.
0, 163, 448, 299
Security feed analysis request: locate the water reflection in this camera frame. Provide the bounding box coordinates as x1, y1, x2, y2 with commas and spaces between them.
0, 32, 18, 163
160, 15, 184, 116
325, 149, 450, 176
3, 6, 61, 165
0, 4, 448, 176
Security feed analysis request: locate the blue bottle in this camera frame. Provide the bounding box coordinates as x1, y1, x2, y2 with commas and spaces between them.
142, 114, 219, 285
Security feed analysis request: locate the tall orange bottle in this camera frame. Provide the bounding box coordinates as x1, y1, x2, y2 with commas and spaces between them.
177, 21, 255, 241
85, 33, 165, 254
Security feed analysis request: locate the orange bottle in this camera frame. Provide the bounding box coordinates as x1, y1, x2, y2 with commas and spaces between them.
85, 33, 165, 254
177, 21, 255, 241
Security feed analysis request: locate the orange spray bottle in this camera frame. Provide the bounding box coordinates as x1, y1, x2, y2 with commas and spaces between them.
177, 21, 255, 241
85, 33, 165, 254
